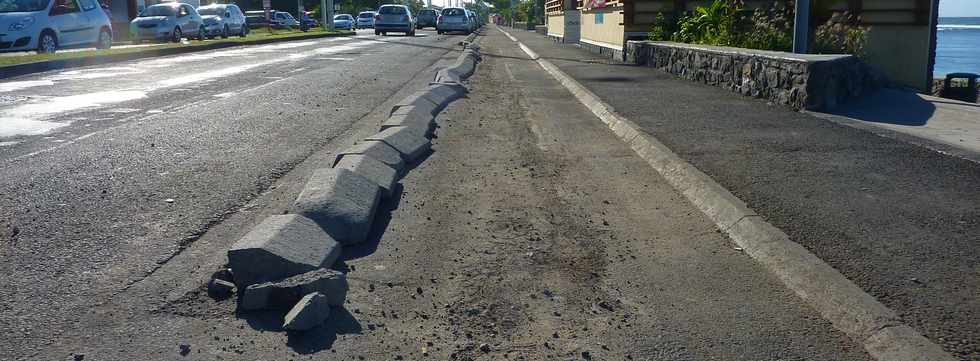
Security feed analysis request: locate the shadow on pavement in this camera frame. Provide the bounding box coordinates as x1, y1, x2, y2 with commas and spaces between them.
830, 88, 936, 126
236, 306, 362, 353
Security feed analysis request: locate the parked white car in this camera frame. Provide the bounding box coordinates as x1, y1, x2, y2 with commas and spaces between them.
129, 2, 204, 43
0, 0, 113, 53
355, 11, 375, 29
197, 3, 247, 38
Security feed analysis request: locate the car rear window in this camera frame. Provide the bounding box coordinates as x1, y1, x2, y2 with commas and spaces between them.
420, 10, 436, 15
442, 8, 464, 16
358, 12, 373, 18
378, 6, 405, 15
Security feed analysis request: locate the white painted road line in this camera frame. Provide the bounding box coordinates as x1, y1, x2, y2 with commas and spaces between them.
494, 25, 957, 361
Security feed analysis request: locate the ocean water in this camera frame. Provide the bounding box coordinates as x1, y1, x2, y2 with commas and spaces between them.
935, 17, 980, 77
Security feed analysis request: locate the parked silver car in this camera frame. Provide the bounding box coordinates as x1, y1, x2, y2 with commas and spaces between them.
0, 0, 113, 53
333, 13, 353, 30
373, 4, 413, 36
436, 7, 469, 35
197, 3, 247, 38
129, 3, 204, 42
355, 11, 375, 29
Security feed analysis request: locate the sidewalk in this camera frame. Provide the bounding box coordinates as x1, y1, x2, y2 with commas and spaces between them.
504, 27, 980, 359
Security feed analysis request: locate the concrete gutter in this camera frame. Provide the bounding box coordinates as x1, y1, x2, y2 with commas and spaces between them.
0, 31, 355, 79
494, 25, 957, 361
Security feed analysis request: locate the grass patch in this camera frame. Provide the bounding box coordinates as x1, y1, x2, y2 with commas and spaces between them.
0, 29, 352, 67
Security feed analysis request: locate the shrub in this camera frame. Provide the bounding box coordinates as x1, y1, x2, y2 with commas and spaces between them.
814, 11, 869, 56
737, 1, 793, 52
648, 13, 674, 41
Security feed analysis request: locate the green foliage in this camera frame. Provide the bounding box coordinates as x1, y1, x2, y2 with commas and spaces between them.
814, 11, 869, 56
648, 13, 673, 41
667, 0, 741, 46
647, 0, 869, 56
738, 0, 793, 52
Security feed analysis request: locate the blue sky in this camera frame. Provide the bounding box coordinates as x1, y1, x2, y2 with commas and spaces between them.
939, 0, 980, 17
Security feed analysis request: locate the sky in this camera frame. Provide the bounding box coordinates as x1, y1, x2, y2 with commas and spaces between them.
939, 0, 980, 17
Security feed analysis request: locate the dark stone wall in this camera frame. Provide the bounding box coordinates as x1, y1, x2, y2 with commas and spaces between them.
626, 41, 889, 111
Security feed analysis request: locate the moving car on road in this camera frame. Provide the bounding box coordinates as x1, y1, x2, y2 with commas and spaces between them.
355, 11, 375, 29
332, 13, 353, 30
415, 8, 437, 29
373, 4, 413, 36
130, 2, 205, 43
197, 3, 247, 38
0, 0, 113, 53
436, 7, 469, 35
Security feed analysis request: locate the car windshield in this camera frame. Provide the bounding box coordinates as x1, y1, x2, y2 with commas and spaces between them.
358, 12, 373, 18
334, 15, 350, 20
139, 5, 176, 16
0, 0, 50, 12
378, 6, 404, 15
281, 12, 295, 19
197, 6, 224, 16
442, 8, 464, 16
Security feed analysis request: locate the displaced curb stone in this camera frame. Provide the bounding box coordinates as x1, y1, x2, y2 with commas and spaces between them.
241, 268, 348, 309
391, 92, 441, 116
333, 154, 398, 198
282, 292, 331, 331
334, 140, 406, 175
289, 168, 381, 245
207, 279, 237, 299
364, 127, 432, 162
227, 214, 342, 287
423, 83, 467, 107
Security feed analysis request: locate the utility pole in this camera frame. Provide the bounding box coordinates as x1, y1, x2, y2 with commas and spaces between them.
793, 0, 810, 53
321, 0, 328, 30
325, 0, 334, 30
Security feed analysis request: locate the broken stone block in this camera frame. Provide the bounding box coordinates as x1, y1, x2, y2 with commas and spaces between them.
391, 91, 440, 116
333, 154, 398, 198
422, 83, 466, 107
334, 140, 406, 175
282, 292, 331, 331
364, 127, 431, 163
288, 168, 381, 245
241, 268, 348, 310
227, 215, 342, 287
207, 279, 237, 300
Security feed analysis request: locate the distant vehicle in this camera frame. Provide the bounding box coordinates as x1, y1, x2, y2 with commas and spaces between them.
333, 13, 353, 30
0, 0, 113, 53
355, 11, 375, 29
436, 7, 469, 35
197, 3, 247, 38
274, 10, 299, 28
373, 4, 413, 36
466, 10, 478, 30
244, 10, 286, 29
416, 8, 437, 29
129, 2, 204, 43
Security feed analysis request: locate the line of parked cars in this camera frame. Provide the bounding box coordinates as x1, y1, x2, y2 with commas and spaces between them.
130, 2, 247, 43
348, 5, 481, 37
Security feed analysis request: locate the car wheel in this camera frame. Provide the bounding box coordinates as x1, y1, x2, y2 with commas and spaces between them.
171, 27, 182, 42
198, 26, 207, 40
374, 30, 380, 36
37, 30, 57, 53
96, 28, 112, 49
240, 25, 247, 37
221, 25, 229, 38
381, 31, 387, 36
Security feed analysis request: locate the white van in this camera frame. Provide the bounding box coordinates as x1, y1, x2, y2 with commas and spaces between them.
0, 0, 113, 53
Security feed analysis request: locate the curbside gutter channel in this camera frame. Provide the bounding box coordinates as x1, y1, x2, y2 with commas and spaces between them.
493, 26, 957, 361
212, 29, 483, 332
0, 31, 355, 79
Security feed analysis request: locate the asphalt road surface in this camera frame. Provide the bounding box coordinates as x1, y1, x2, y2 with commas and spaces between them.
0, 29, 469, 359
0, 27, 879, 360
505, 27, 980, 360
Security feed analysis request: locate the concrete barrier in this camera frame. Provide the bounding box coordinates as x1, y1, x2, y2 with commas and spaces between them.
227, 214, 342, 287
364, 127, 431, 162
333, 154, 398, 198
289, 168, 381, 245
433, 69, 462, 84
423, 83, 467, 106
391, 92, 441, 116
241, 268, 348, 309
334, 140, 406, 175
380, 113, 435, 138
